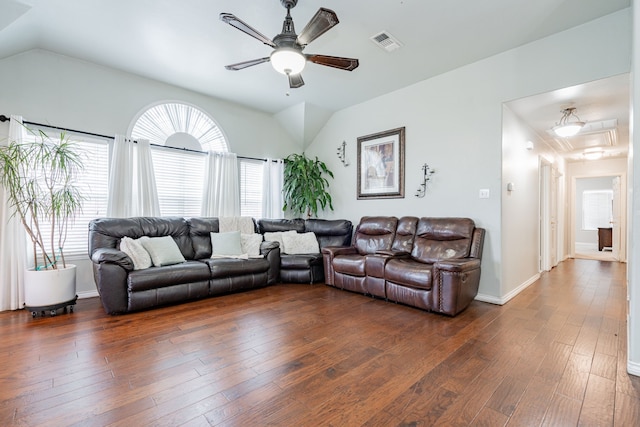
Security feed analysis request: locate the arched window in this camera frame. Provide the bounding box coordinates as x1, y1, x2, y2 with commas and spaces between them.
129, 102, 228, 216
130, 102, 227, 152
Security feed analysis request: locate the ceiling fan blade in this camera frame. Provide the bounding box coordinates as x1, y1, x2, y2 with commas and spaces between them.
220, 13, 276, 48
288, 73, 305, 89
296, 8, 339, 46
225, 57, 270, 71
307, 55, 359, 71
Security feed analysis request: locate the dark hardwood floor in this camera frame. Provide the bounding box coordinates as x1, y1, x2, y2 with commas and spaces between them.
1, 258, 639, 426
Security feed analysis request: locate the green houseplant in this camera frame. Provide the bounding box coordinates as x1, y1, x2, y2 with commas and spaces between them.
0, 128, 85, 311
282, 153, 334, 218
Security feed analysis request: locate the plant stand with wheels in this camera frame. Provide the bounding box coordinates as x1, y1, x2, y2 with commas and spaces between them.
25, 295, 77, 317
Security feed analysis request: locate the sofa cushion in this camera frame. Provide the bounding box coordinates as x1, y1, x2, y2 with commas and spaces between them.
210, 231, 243, 256
140, 236, 186, 267
411, 218, 475, 264
257, 218, 305, 234
280, 254, 323, 269
354, 216, 398, 255
332, 254, 366, 277
385, 258, 433, 290
305, 219, 353, 249
127, 260, 210, 292
204, 258, 270, 279
282, 232, 319, 254
391, 216, 418, 253
189, 217, 220, 259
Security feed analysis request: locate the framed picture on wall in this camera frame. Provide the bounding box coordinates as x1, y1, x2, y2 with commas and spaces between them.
357, 127, 405, 199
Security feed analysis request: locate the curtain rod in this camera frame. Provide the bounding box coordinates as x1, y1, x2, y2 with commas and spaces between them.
0, 114, 273, 161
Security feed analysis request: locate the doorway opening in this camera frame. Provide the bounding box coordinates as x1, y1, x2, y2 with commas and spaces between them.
571, 175, 625, 262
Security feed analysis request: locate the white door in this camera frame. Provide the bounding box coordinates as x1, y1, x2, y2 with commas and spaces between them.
550, 167, 560, 267
612, 176, 621, 261
539, 162, 551, 272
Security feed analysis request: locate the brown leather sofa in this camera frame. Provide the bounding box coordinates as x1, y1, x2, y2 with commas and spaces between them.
256, 218, 353, 283
322, 216, 485, 316
89, 217, 280, 314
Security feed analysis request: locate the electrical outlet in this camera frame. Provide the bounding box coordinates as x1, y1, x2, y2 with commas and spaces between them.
479, 189, 490, 199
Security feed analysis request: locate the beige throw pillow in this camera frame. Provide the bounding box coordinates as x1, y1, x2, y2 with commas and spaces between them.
241, 233, 263, 257
281, 232, 320, 254
120, 236, 152, 270
263, 230, 297, 253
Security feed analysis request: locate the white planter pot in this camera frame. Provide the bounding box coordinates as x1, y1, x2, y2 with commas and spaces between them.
24, 264, 77, 307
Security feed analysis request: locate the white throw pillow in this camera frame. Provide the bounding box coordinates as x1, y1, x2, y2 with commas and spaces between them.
281, 232, 320, 255
120, 236, 152, 270
210, 231, 243, 256
263, 230, 297, 253
139, 236, 186, 267
241, 233, 263, 257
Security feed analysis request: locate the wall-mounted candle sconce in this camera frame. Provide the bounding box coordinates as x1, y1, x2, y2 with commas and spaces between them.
415, 163, 435, 198
336, 140, 349, 166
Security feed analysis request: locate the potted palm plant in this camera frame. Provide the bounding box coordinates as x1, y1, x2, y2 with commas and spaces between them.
0, 128, 84, 315
282, 153, 334, 218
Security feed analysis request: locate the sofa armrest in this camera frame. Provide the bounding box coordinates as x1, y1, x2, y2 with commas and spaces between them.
260, 241, 280, 284
322, 246, 358, 257
91, 248, 134, 271
434, 258, 481, 273
432, 258, 482, 316
321, 246, 358, 286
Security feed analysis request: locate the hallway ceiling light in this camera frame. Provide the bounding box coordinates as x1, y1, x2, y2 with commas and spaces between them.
582, 148, 604, 160
552, 107, 585, 137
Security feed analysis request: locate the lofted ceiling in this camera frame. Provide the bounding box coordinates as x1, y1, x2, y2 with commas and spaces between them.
0, 0, 632, 150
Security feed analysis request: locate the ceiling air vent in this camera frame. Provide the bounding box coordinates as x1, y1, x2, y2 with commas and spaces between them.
370, 31, 402, 52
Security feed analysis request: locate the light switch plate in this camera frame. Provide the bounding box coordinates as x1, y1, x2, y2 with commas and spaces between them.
479, 189, 490, 199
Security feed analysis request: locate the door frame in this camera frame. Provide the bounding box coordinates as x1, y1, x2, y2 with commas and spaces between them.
568, 173, 627, 262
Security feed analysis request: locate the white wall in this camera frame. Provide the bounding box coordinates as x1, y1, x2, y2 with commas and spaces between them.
501, 106, 565, 303
306, 9, 632, 301
0, 49, 299, 296
0, 49, 299, 159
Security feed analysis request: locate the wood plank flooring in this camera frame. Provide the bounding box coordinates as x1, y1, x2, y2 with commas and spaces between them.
1, 258, 639, 426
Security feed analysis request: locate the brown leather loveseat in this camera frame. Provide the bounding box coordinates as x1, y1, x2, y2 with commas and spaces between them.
322, 216, 485, 316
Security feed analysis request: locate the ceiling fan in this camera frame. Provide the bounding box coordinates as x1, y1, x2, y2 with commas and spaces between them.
220, 0, 359, 89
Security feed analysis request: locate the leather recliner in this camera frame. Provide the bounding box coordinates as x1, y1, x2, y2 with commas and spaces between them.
322, 216, 485, 316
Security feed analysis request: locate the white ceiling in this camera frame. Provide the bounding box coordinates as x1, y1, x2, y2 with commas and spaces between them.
0, 0, 632, 156
507, 74, 630, 161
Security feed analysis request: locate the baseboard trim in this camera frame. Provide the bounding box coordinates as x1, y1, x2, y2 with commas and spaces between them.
475, 273, 541, 306
78, 290, 99, 299
628, 360, 640, 377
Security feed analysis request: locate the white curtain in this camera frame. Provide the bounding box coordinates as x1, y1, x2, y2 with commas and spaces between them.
107, 135, 133, 217
262, 158, 284, 219
133, 139, 160, 216
107, 135, 159, 217
0, 115, 28, 311
201, 151, 240, 217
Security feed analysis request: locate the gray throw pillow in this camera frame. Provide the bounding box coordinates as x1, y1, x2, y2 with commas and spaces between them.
210, 231, 243, 256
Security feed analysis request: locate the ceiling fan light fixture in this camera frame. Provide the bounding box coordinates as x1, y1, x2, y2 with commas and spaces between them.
270, 48, 306, 75
552, 107, 585, 137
